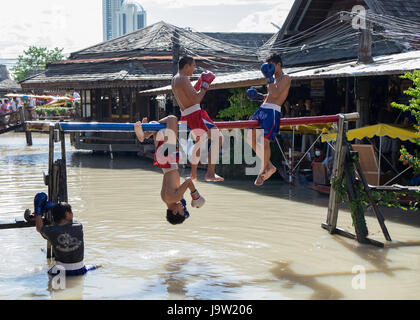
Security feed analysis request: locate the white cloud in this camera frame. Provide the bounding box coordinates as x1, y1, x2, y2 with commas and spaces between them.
234, 2, 294, 33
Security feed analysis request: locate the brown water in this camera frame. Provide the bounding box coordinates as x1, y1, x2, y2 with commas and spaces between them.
1, 132, 420, 300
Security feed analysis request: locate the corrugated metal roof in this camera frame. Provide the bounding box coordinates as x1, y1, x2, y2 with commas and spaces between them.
139, 50, 420, 95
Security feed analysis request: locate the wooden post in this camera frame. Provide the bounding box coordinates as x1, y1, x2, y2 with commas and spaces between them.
325, 114, 347, 232
351, 147, 392, 241
46, 125, 55, 259
343, 150, 369, 243
172, 31, 180, 76
60, 129, 68, 202
24, 123, 33, 146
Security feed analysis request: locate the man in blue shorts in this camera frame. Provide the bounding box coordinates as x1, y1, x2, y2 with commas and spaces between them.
246, 53, 291, 186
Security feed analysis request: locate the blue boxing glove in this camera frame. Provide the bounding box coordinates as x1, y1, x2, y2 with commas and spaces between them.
261, 63, 275, 84
246, 87, 265, 101
34, 192, 48, 216
45, 201, 56, 212
180, 199, 190, 219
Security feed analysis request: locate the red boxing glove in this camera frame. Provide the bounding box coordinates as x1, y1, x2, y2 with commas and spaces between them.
194, 77, 202, 91
200, 71, 215, 90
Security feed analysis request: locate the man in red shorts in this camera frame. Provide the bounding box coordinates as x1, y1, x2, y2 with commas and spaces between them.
171, 55, 224, 182
134, 116, 206, 225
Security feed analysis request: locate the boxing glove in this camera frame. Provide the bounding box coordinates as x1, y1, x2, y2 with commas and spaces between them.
246, 87, 265, 101
191, 190, 205, 208
200, 71, 215, 90
180, 199, 190, 219
194, 77, 202, 91
34, 192, 48, 215
261, 63, 275, 84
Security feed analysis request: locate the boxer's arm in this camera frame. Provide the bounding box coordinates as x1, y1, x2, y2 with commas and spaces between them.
35, 215, 44, 233
182, 78, 207, 104
267, 75, 291, 99
173, 178, 196, 202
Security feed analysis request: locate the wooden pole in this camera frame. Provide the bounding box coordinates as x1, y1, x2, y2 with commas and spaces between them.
25, 123, 33, 146
46, 125, 55, 259
343, 151, 369, 243
351, 148, 392, 241
60, 129, 68, 202
325, 115, 347, 232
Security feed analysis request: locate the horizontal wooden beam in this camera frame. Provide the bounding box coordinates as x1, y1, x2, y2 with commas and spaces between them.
0, 220, 35, 230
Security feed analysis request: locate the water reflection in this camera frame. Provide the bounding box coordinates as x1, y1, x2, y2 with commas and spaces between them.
1, 132, 420, 300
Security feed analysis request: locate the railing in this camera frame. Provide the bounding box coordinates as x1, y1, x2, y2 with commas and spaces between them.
0, 108, 25, 133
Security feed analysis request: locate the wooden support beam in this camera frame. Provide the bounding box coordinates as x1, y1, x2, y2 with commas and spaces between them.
0, 220, 35, 230
25, 121, 54, 132
321, 223, 384, 248
326, 115, 347, 232
60, 130, 68, 203
351, 147, 392, 242
46, 125, 55, 259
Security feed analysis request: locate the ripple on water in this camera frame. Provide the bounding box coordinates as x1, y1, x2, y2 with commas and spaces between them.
1, 132, 420, 299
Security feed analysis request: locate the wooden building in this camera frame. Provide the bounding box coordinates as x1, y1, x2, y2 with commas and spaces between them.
0, 65, 21, 97
19, 21, 271, 151
142, 0, 420, 129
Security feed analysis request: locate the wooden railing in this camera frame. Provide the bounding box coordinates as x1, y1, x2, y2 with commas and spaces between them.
0, 108, 25, 133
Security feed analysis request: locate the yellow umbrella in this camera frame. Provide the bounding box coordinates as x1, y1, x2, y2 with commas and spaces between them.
322, 123, 418, 143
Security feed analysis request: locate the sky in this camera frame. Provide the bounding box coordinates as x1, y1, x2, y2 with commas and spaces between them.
0, 0, 294, 60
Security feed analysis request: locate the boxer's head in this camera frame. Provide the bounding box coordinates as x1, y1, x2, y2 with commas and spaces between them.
166, 200, 189, 225
178, 55, 195, 76
265, 53, 283, 73
52, 202, 73, 224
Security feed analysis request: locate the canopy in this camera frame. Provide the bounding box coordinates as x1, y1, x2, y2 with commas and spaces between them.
322, 124, 418, 143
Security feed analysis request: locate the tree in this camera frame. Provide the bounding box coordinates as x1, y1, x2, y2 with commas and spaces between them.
217, 88, 259, 121
11, 46, 65, 82
391, 70, 420, 177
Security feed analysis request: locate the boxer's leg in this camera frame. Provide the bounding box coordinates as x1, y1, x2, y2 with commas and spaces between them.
205, 129, 224, 182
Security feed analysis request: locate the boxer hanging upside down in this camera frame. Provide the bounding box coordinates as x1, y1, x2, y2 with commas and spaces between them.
171, 55, 224, 182
246, 53, 291, 186
134, 115, 205, 225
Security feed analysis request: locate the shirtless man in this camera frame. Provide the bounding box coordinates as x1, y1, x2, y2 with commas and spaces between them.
134, 115, 205, 225
171, 55, 224, 182
246, 53, 291, 186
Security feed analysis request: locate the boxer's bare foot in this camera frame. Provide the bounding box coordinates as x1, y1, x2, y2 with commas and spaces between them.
134, 118, 148, 142
262, 164, 277, 182
205, 174, 224, 182
254, 173, 265, 186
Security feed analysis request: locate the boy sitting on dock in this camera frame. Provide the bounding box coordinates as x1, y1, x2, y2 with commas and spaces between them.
34, 197, 101, 276
134, 115, 206, 225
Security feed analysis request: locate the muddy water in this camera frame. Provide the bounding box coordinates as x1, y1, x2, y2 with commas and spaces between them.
0, 132, 420, 300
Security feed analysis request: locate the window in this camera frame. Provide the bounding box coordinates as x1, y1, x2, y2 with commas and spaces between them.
111, 89, 120, 118
123, 14, 127, 34
138, 14, 145, 29
80, 90, 91, 118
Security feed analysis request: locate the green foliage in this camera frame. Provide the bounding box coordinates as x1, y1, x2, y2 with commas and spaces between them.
35, 107, 70, 117
11, 46, 65, 82
217, 88, 260, 120
391, 70, 420, 176
331, 153, 418, 213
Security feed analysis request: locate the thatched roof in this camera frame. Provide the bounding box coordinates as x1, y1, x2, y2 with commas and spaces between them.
0, 65, 21, 93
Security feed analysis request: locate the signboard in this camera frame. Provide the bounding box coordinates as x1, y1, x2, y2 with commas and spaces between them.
311, 79, 325, 97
